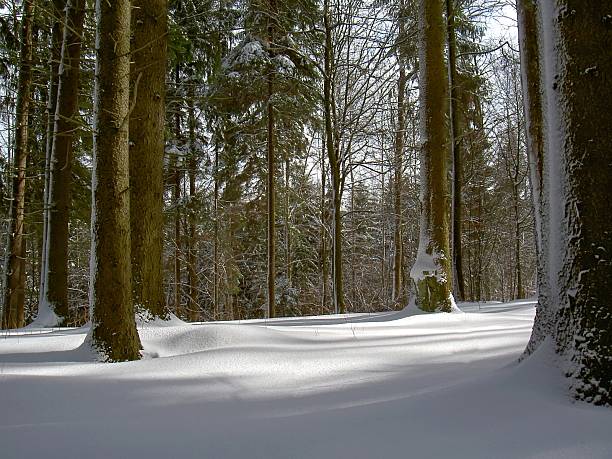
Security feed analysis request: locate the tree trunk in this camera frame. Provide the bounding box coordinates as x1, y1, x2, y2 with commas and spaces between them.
393, 0, 407, 305
516, 0, 548, 355
39, 0, 65, 311
533, 0, 612, 405
2, 0, 35, 329
88, 0, 141, 361
409, 0, 453, 312
129, 0, 169, 321
187, 90, 198, 322
446, 0, 466, 302
320, 134, 329, 313
323, 0, 345, 314
266, 74, 276, 319
266, 0, 277, 319
173, 65, 182, 318
213, 139, 219, 319
41, 0, 85, 326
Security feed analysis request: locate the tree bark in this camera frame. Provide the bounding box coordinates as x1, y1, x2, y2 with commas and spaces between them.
446, 0, 466, 302
266, 74, 276, 319
88, 0, 141, 361
266, 0, 278, 319
173, 65, 182, 318
42, 0, 86, 326
516, 0, 548, 356
2, 0, 35, 329
410, 0, 453, 312
213, 139, 219, 319
323, 0, 345, 314
186, 88, 198, 322
534, 0, 612, 405
129, 0, 170, 321
320, 134, 329, 313
39, 0, 65, 311
393, 0, 407, 306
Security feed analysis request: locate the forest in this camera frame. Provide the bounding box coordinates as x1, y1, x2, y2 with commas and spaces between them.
0, 0, 610, 457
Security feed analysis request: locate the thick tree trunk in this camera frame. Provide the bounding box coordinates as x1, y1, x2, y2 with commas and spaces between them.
409, 0, 453, 312
129, 0, 170, 321
88, 0, 141, 361
534, 0, 612, 405
516, 0, 548, 355
42, 0, 86, 326
2, 0, 35, 329
446, 0, 465, 302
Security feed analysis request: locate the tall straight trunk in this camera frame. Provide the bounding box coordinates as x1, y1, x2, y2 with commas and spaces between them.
173, 64, 182, 318
323, 0, 344, 314
88, 0, 141, 361
266, 0, 278, 319
380, 141, 387, 307
39, 0, 65, 309
410, 0, 453, 312
349, 162, 356, 307
284, 154, 291, 286
517, 0, 548, 356
213, 140, 219, 319
186, 91, 198, 322
2, 0, 35, 329
393, 0, 407, 305
41, 0, 86, 326
266, 74, 276, 319
446, 0, 465, 301
129, 0, 169, 321
320, 134, 329, 312
529, 0, 612, 404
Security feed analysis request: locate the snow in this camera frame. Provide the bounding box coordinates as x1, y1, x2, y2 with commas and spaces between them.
1, 299, 611, 458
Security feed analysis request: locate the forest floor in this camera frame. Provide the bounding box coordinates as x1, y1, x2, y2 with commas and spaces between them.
1, 299, 611, 458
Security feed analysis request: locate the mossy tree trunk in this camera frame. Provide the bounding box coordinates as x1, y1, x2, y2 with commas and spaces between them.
42, 0, 86, 326
392, 0, 407, 306
409, 0, 452, 312
129, 0, 170, 321
89, 0, 141, 361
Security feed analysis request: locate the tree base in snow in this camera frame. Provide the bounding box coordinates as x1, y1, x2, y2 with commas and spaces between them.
412, 274, 452, 313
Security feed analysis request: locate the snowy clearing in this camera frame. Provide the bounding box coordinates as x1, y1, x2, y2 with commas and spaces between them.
1, 300, 610, 458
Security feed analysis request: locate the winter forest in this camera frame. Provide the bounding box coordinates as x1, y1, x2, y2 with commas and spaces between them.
0, 0, 610, 457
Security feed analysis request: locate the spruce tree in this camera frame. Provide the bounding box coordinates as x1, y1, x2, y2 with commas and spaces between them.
129, 0, 170, 321
88, 0, 141, 361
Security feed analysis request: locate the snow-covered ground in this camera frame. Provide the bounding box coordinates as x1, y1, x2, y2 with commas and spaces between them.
1, 299, 610, 458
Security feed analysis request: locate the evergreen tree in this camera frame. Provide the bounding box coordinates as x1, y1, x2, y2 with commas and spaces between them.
87, 0, 141, 361
130, 0, 171, 321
